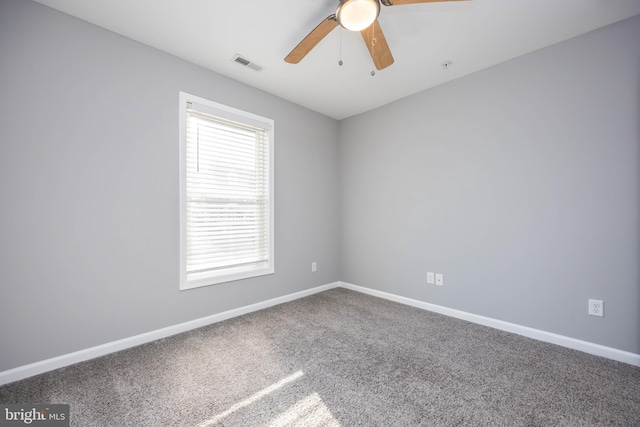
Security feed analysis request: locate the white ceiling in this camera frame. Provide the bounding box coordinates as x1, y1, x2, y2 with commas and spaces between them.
33, 0, 640, 120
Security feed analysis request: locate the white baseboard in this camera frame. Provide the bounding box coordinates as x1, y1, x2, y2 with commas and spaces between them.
339, 281, 640, 367
0, 282, 341, 386
2, 280, 637, 386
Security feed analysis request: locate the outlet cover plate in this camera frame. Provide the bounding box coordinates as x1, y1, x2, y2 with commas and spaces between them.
588, 299, 604, 317
435, 274, 444, 286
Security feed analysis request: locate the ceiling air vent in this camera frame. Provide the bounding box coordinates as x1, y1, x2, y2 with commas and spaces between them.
232, 54, 262, 72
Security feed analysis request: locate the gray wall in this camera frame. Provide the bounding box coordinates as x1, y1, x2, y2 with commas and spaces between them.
1, 0, 638, 373
340, 15, 640, 353
0, 0, 340, 371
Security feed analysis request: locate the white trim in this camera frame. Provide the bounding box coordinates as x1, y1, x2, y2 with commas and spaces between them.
339, 281, 640, 367
0, 282, 340, 386
2, 280, 637, 386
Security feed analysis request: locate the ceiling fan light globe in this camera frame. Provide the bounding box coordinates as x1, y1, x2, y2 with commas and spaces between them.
337, 0, 380, 32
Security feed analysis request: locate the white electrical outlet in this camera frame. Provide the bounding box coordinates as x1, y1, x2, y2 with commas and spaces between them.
588, 299, 604, 317
311, 262, 317, 273
427, 272, 435, 284
435, 274, 444, 287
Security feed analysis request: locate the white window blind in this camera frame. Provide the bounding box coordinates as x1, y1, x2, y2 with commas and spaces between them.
180, 93, 274, 290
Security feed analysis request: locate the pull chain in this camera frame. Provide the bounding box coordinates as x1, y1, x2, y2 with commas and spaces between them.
338, 27, 344, 66
370, 23, 376, 76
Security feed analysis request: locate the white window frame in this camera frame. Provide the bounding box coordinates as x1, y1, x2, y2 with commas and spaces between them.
179, 92, 274, 290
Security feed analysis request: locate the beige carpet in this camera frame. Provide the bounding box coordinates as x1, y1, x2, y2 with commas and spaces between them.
1, 288, 639, 426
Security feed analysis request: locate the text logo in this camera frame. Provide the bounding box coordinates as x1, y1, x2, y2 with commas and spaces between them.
0, 405, 69, 426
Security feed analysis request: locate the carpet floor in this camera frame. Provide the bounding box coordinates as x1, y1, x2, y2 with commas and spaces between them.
1, 288, 639, 426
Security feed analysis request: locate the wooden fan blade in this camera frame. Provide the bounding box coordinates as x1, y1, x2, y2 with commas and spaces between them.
360, 20, 394, 70
382, 0, 468, 5
285, 15, 338, 64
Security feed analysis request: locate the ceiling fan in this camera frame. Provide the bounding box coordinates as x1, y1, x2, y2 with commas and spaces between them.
285, 0, 469, 70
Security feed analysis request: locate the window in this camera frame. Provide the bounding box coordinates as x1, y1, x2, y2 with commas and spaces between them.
179, 92, 274, 290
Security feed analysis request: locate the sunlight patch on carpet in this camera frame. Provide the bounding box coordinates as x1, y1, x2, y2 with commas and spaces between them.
196, 370, 304, 427
267, 392, 341, 427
